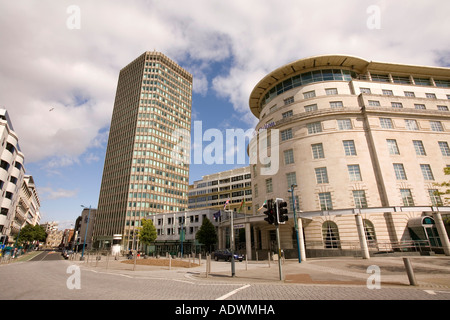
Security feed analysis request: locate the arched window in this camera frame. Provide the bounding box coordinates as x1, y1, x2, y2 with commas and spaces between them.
363, 219, 377, 246
322, 221, 340, 249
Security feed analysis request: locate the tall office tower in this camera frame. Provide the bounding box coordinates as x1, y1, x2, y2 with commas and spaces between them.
94, 52, 192, 250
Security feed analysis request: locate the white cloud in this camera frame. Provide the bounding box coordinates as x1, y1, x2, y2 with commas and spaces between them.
0, 0, 449, 168
40, 187, 79, 200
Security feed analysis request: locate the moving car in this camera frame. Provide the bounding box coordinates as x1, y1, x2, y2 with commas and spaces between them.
213, 249, 244, 262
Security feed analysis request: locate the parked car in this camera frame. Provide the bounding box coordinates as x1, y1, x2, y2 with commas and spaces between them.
213, 249, 244, 262
62, 249, 73, 259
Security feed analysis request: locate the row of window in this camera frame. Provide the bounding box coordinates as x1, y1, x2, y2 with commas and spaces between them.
260, 67, 450, 110
263, 85, 449, 119
362, 87, 450, 100
277, 118, 446, 141
272, 187, 442, 212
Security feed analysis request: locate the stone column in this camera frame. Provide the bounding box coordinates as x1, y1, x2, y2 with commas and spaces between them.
355, 213, 370, 259
245, 223, 252, 260
432, 212, 450, 256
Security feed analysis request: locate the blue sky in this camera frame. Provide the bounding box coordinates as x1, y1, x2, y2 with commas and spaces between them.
0, 0, 449, 229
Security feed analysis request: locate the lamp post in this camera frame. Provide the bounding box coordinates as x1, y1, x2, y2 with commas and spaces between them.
80, 205, 91, 260
288, 184, 301, 263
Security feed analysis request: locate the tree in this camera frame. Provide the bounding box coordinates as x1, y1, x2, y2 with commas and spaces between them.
16, 224, 47, 246
138, 218, 157, 246
195, 217, 217, 253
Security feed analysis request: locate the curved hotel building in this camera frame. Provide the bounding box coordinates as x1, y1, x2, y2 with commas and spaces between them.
245, 54, 450, 258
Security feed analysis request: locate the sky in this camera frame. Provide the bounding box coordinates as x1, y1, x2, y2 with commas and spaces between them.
0, 0, 449, 230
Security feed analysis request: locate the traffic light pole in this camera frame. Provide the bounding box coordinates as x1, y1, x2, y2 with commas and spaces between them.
230, 210, 235, 277
275, 224, 283, 281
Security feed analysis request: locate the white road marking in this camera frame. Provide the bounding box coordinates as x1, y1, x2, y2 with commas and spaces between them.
216, 284, 251, 300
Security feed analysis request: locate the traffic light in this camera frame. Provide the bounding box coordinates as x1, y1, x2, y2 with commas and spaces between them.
263, 199, 275, 225
276, 198, 289, 224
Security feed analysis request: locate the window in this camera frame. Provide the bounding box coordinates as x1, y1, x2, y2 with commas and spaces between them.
360, 88, 371, 94
343, 140, 357, 156
286, 172, 297, 188
282, 110, 293, 118
393, 76, 410, 84
304, 104, 318, 112
337, 119, 352, 130
414, 104, 426, 110
265, 178, 273, 193
438, 141, 450, 156
284, 96, 294, 105
348, 164, 362, 181
425, 93, 437, 99
393, 163, 407, 180
414, 78, 431, 86
303, 90, 316, 99
325, 88, 338, 95
311, 143, 324, 159
420, 164, 434, 180
428, 189, 443, 206
404, 91, 415, 97
363, 220, 377, 243
281, 128, 293, 141
284, 149, 294, 164
307, 122, 322, 134
380, 118, 393, 129
319, 193, 333, 211
400, 189, 414, 206
254, 184, 258, 198
437, 105, 449, 111
322, 221, 339, 248
315, 167, 329, 184
391, 102, 403, 108
387, 139, 400, 155
369, 100, 381, 106
329, 101, 343, 108
405, 119, 419, 131
430, 121, 444, 132
353, 190, 368, 208
413, 140, 426, 156
382, 89, 393, 96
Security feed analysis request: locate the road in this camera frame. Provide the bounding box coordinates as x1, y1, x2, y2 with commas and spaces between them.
1, 254, 449, 302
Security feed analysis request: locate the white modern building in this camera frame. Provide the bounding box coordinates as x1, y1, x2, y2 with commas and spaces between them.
0, 109, 41, 245
242, 54, 450, 259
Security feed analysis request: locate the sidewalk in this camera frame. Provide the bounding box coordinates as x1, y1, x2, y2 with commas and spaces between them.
75, 254, 450, 289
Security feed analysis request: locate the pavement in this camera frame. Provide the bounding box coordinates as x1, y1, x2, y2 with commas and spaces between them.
71, 253, 450, 290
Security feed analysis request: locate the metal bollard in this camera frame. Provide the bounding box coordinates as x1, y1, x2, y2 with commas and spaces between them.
403, 258, 417, 286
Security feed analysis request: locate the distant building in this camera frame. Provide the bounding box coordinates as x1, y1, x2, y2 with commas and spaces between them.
76, 207, 96, 251
146, 208, 220, 254
188, 166, 252, 213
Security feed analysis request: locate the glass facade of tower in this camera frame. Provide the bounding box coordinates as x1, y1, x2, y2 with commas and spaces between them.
94, 52, 192, 250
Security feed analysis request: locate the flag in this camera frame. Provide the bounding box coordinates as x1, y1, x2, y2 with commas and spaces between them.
213, 211, 221, 221
257, 200, 267, 211
238, 198, 246, 213
224, 198, 230, 209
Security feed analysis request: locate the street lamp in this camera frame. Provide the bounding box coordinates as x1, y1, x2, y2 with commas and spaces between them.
288, 184, 301, 263
80, 205, 91, 260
